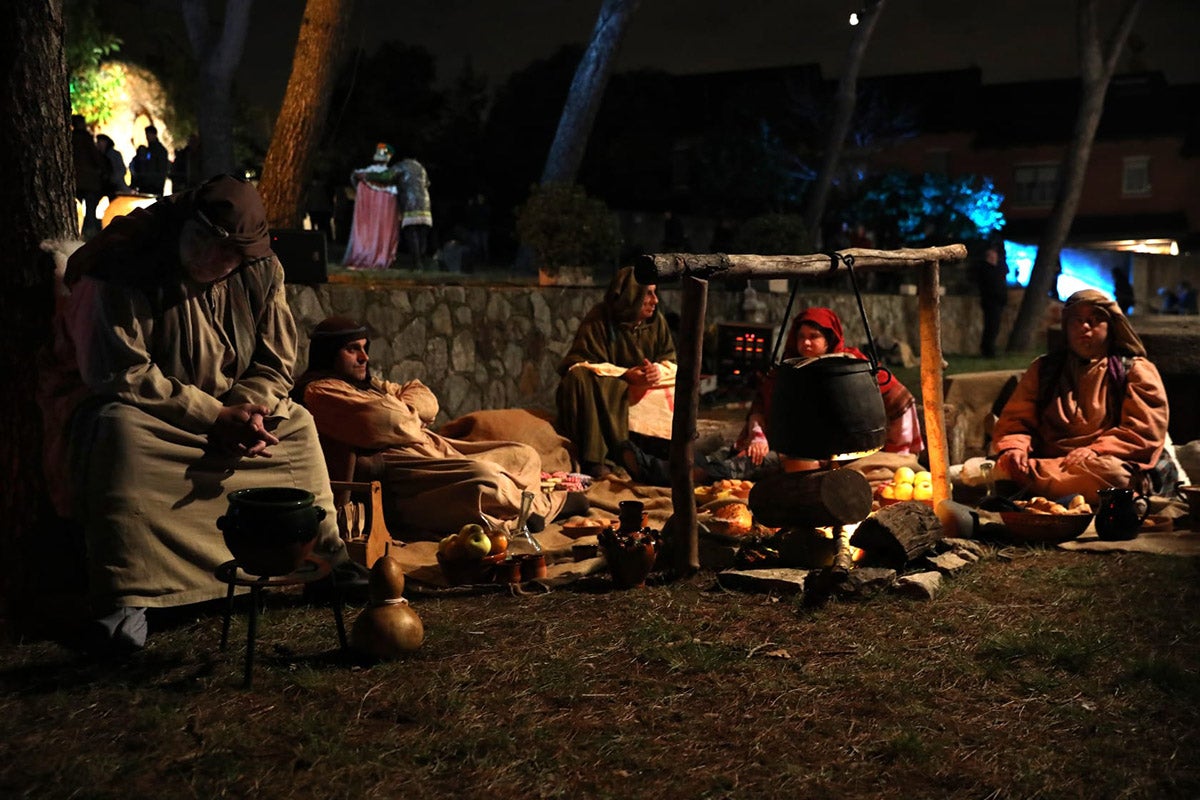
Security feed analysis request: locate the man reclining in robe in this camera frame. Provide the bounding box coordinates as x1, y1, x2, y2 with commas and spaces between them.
42, 175, 360, 652
293, 317, 583, 539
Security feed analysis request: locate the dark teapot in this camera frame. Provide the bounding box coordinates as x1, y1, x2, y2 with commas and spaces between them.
217, 487, 326, 576
1094, 486, 1149, 541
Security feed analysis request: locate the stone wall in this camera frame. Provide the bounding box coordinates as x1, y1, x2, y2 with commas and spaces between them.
285, 281, 1021, 426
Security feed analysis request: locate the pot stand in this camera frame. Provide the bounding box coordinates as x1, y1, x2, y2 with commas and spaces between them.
216, 557, 348, 688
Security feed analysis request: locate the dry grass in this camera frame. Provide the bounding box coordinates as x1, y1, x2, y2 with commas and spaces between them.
1, 550, 1198, 799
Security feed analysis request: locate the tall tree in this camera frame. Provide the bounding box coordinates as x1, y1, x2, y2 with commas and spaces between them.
181, 0, 254, 178
0, 0, 77, 616
1006, 0, 1144, 351
539, 0, 641, 185
802, 0, 888, 249
258, 0, 354, 228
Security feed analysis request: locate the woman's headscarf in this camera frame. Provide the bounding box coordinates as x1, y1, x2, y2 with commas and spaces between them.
775, 306, 903, 394
781, 307, 847, 360
1062, 289, 1147, 358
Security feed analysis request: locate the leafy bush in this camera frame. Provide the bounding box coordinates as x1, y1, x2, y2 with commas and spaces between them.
515, 183, 621, 269
849, 171, 1006, 247
730, 213, 811, 255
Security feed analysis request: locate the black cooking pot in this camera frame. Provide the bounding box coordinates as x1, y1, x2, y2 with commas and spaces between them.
217, 487, 326, 576
768, 353, 887, 460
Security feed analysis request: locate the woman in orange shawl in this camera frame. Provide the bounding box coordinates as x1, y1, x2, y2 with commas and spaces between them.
990, 289, 1169, 502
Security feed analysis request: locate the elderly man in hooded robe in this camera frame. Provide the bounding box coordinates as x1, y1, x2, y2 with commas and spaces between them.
556, 267, 677, 479
991, 289, 1170, 502
43, 174, 357, 651
293, 317, 573, 538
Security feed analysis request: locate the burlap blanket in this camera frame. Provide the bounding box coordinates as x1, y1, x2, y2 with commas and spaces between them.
438, 408, 575, 474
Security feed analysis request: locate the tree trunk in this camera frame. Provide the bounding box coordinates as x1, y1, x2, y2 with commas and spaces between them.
182, 0, 255, 179
258, 0, 354, 229
539, 0, 641, 185
1005, 0, 1144, 351
802, 0, 888, 249
0, 0, 77, 617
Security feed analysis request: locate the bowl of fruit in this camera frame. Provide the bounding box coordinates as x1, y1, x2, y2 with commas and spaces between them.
876, 466, 934, 508
436, 523, 511, 585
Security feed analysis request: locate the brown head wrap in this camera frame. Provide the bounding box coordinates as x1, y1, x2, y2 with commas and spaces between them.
1062, 289, 1146, 358
604, 266, 654, 325
191, 174, 271, 261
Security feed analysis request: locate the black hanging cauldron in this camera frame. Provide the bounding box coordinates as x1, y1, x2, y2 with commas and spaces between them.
764, 252, 890, 461
769, 353, 887, 460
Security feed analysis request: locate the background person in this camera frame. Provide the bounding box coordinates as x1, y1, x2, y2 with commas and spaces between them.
972, 240, 1008, 358
70, 114, 105, 237
396, 157, 433, 271
1111, 266, 1134, 315
342, 142, 401, 269
991, 289, 1170, 502
139, 125, 170, 195
94, 133, 128, 200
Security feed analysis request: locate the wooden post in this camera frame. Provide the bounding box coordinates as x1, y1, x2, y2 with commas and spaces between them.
671, 275, 707, 574
917, 260, 951, 508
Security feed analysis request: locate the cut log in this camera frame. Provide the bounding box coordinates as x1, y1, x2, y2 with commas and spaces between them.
748, 468, 873, 529
850, 501, 944, 569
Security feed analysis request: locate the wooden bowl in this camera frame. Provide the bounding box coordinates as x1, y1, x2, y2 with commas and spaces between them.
436, 552, 506, 585
999, 511, 1093, 543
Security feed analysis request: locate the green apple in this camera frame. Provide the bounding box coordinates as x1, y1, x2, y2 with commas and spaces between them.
437, 534, 456, 556
460, 526, 493, 559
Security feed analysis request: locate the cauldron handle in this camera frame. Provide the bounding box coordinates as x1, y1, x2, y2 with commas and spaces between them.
840, 253, 885, 375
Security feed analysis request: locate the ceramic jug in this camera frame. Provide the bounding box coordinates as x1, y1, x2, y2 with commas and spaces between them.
1094, 487, 1148, 541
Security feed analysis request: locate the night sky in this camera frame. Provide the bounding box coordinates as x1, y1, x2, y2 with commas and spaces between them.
226, 0, 1200, 111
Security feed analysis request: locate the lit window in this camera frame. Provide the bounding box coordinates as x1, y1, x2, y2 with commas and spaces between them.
1122, 156, 1151, 196
1012, 162, 1059, 207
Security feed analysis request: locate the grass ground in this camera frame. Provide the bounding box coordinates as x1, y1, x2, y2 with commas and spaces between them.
1, 549, 1197, 799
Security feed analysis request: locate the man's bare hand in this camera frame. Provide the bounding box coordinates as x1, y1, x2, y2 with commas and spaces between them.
210, 403, 279, 458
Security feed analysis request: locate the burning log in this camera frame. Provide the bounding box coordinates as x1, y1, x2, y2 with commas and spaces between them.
747, 468, 873, 529
849, 501, 944, 569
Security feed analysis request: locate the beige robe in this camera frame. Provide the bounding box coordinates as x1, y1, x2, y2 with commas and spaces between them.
992, 355, 1169, 501
58, 259, 345, 608
301, 377, 565, 537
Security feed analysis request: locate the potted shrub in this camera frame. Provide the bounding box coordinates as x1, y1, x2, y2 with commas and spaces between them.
515, 183, 621, 285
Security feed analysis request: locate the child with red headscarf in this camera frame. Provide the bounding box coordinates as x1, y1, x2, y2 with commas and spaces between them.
736, 307, 924, 465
